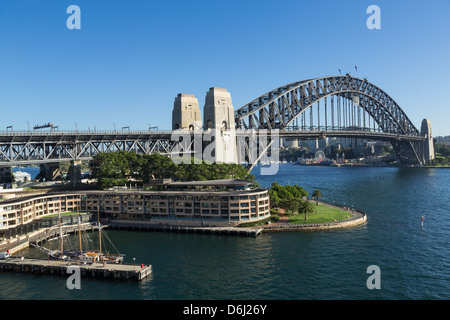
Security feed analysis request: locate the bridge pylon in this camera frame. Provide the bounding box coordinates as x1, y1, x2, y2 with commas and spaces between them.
420, 118, 435, 164
172, 93, 202, 131
202, 87, 237, 164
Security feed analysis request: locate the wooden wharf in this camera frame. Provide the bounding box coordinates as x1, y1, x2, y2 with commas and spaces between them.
0, 257, 152, 281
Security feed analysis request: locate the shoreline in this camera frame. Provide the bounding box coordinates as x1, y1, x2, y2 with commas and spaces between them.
258, 201, 367, 232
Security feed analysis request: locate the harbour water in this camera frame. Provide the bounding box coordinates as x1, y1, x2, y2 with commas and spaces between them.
0, 164, 449, 300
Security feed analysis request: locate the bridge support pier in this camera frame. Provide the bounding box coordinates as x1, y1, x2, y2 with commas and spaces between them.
420, 118, 435, 164
43, 163, 61, 181
0, 167, 13, 184
69, 160, 82, 186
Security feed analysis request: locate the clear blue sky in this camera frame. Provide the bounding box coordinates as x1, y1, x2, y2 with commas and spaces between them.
0, 0, 449, 136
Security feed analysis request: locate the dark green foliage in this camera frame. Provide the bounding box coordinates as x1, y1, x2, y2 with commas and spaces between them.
269, 182, 308, 210
90, 152, 255, 189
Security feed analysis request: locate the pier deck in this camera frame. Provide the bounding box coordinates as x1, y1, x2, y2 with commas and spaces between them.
0, 257, 152, 281
108, 221, 263, 237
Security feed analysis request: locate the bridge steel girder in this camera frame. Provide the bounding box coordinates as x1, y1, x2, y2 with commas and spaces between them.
234, 75, 425, 165
0, 131, 178, 166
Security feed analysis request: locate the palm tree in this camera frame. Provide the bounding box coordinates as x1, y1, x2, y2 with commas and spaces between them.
299, 200, 315, 220
312, 189, 322, 205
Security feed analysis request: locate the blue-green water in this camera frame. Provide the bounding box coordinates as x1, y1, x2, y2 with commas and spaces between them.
1, 165, 449, 300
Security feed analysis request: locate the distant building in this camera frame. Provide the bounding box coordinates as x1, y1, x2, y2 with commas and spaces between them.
13, 171, 31, 183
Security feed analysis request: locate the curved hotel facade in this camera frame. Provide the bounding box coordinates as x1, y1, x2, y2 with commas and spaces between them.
0, 180, 270, 240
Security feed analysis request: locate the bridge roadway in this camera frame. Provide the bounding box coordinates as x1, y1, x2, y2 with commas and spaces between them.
0, 128, 424, 166
278, 129, 425, 142
0, 130, 173, 143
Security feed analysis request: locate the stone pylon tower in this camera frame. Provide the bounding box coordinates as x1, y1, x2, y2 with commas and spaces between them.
172, 93, 202, 131
202, 87, 237, 163
420, 118, 435, 163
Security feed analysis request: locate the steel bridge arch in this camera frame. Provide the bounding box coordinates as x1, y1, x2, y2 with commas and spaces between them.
235, 75, 419, 136
234, 75, 425, 165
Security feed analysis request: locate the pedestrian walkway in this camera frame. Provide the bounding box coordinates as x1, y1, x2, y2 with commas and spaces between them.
276, 209, 289, 224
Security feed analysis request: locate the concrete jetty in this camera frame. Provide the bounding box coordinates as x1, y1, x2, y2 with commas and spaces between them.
0, 257, 152, 281
107, 220, 263, 237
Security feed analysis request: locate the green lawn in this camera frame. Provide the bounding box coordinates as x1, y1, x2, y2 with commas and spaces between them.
289, 203, 353, 224
45, 211, 86, 218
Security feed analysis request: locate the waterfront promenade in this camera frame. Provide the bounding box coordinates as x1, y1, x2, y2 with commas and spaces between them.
259, 201, 367, 232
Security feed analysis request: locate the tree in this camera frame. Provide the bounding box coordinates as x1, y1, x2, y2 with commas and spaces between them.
299, 200, 315, 220
141, 153, 177, 181
89, 151, 256, 189
90, 151, 133, 188
269, 183, 308, 209
312, 189, 322, 205
279, 197, 302, 214
269, 188, 281, 208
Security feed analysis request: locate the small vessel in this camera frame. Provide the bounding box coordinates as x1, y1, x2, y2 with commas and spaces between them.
32, 208, 124, 264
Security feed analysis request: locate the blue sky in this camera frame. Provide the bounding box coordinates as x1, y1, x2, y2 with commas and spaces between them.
0, 0, 449, 136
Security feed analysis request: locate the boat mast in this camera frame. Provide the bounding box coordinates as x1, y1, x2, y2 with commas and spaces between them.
58, 209, 63, 253
97, 205, 102, 257
77, 203, 82, 252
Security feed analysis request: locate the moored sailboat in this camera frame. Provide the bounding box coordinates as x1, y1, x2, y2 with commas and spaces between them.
32, 207, 124, 264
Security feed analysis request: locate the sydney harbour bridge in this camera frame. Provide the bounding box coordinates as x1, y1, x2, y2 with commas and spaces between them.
0, 75, 435, 181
